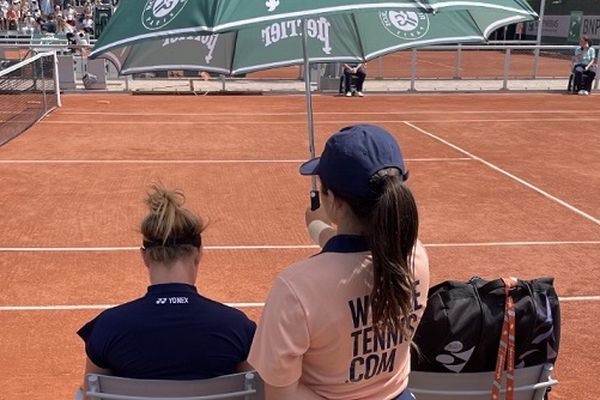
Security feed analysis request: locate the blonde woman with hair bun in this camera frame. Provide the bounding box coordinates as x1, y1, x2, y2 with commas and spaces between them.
77, 184, 256, 398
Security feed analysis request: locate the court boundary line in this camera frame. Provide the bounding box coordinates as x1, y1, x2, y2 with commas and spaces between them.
51, 110, 594, 117
39, 118, 600, 125
1, 240, 599, 252
404, 121, 600, 227
0, 157, 473, 165
1, 295, 599, 311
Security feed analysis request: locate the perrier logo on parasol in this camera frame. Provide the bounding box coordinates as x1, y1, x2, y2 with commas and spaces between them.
379, 10, 430, 40
142, 0, 189, 30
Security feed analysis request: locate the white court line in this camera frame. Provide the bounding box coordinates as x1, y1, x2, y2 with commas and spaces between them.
52, 110, 593, 117
0, 296, 598, 311
0, 245, 320, 252
0, 157, 473, 165
424, 240, 600, 248
0, 302, 266, 311
417, 59, 458, 70
39, 118, 600, 125
405, 118, 600, 123
404, 121, 600, 227
1, 241, 599, 252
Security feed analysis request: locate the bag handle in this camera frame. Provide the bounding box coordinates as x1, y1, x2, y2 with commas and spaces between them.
491, 277, 518, 400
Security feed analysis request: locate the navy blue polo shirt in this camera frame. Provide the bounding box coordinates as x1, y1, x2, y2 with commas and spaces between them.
77, 283, 256, 380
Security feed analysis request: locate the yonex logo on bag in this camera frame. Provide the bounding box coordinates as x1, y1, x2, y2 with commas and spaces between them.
142, 0, 189, 30
435, 341, 475, 373
265, 0, 280, 12
379, 10, 430, 40
156, 298, 167, 304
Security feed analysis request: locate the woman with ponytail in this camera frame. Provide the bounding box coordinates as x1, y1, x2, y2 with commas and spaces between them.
77, 184, 255, 394
249, 125, 429, 400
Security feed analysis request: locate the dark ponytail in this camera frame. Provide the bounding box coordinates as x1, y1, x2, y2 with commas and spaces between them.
324, 168, 419, 338
367, 170, 419, 338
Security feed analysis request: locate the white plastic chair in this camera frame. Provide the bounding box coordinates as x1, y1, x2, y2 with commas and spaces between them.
408, 363, 558, 400
85, 371, 264, 400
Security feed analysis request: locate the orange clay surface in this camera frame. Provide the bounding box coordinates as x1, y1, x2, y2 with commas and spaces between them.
0, 93, 599, 400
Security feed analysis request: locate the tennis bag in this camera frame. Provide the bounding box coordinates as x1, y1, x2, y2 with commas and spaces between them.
411, 276, 560, 373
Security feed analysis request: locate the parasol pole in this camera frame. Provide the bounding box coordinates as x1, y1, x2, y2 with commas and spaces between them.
301, 18, 320, 210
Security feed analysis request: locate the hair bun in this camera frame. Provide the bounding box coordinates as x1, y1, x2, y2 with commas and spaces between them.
146, 185, 185, 215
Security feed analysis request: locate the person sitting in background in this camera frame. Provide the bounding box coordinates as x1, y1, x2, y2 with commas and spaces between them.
21, 11, 37, 34
573, 36, 596, 96
0, 0, 9, 31
343, 62, 366, 97
77, 184, 256, 398
6, 3, 18, 30
52, 3, 61, 19
56, 15, 73, 34
81, 12, 93, 34
82, 0, 92, 17
64, 3, 75, 26
30, 0, 40, 17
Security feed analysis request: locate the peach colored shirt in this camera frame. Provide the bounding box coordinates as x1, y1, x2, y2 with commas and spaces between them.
249, 235, 430, 400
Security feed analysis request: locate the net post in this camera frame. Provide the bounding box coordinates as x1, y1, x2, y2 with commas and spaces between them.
53, 51, 62, 108
40, 57, 48, 111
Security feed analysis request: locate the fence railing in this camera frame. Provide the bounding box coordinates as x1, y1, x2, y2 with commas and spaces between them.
0, 40, 591, 93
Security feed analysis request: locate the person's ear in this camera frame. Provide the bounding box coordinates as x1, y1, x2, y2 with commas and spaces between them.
194, 246, 203, 266
140, 248, 151, 269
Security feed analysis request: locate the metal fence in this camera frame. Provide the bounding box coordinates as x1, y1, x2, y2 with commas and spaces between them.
0, 39, 592, 94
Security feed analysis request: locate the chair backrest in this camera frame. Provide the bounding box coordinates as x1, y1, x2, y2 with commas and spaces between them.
86, 371, 265, 400
408, 363, 557, 400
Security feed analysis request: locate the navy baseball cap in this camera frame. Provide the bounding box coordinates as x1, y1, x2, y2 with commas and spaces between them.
300, 124, 409, 199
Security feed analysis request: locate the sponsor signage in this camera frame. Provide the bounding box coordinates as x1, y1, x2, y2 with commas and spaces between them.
526, 14, 600, 41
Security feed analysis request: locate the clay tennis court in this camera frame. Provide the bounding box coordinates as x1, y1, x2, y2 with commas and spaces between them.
247, 50, 572, 80
0, 92, 598, 399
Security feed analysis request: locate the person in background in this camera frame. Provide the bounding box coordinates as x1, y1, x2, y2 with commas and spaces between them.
64, 3, 75, 26
21, 10, 36, 34
52, 3, 60, 18
77, 184, 256, 399
56, 15, 72, 34
0, 0, 9, 30
81, 11, 93, 34
249, 124, 430, 400
573, 36, 596, 96
342, 62, 367, 97
6, 3, 18, 30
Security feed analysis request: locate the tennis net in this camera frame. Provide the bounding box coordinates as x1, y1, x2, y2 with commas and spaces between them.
0, 51, 60, 146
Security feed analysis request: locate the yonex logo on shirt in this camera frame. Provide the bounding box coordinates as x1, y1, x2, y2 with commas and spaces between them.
155, 297, 189, 305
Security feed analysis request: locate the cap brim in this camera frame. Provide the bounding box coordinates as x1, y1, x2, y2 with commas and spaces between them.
299, 157, 320, 176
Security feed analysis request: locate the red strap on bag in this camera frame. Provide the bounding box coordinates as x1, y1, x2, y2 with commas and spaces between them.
492, 278, 518, 400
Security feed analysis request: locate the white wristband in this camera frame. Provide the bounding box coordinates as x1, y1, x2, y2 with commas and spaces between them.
308, 220, 331, 245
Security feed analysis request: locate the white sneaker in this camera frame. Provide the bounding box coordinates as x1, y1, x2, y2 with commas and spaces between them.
357, 91, 364, 97
346, 91, 352, 97
583, 90, 590, 95
578, 90, 586, 95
